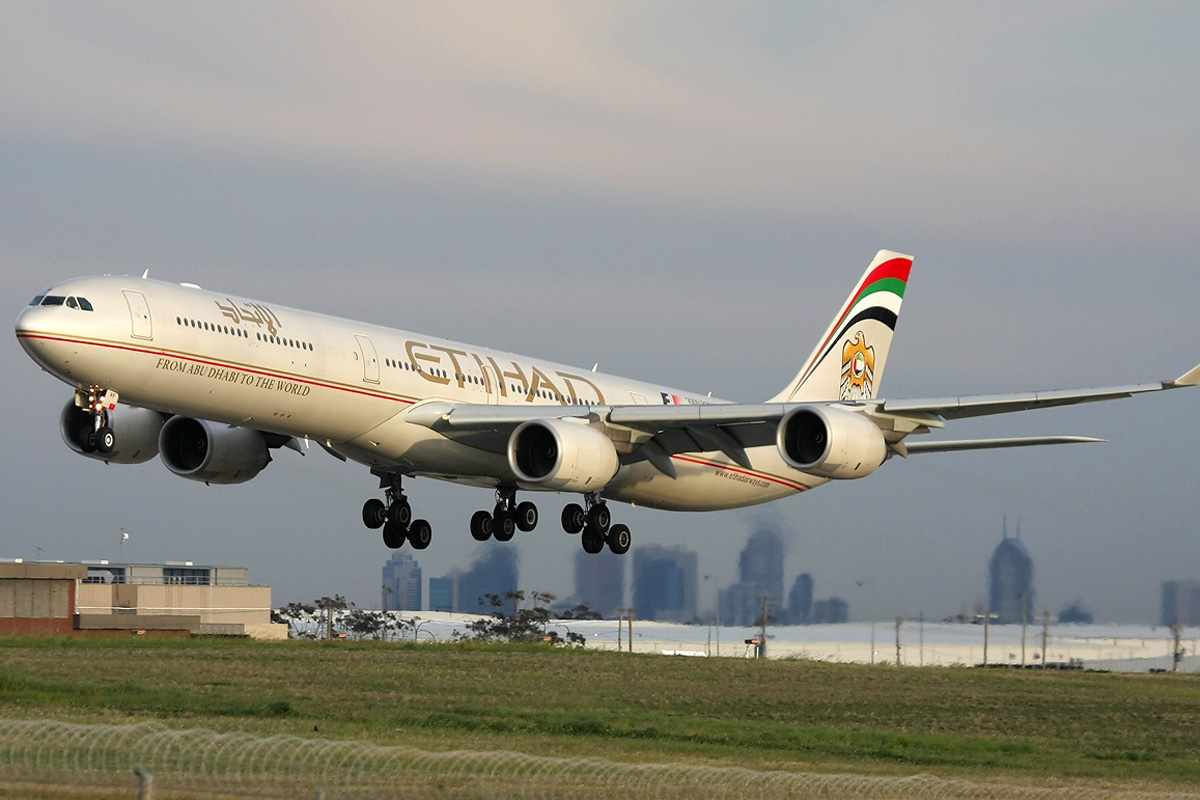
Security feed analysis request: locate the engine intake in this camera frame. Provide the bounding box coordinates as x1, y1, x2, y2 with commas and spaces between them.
159, 416, 270, 485
507, 419, 619, 493
60, 402, 163, 464
776, 406, 886, 480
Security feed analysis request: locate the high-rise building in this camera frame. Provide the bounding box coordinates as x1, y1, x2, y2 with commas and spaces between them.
381, 551, 422, 611
633, 545, 698, 622
812, 596, 849, 624
787, 573, 814, 625
457, 548, 519, 613
718, 582, 762, 627
428, 575, 456, 612
573, 550, 624, 617
988, 520, 1034, 625
739, 528, 784, 610
1161, 579, 1200, 627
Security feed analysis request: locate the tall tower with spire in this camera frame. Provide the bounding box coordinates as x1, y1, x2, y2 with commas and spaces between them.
988, 516, 1034, 624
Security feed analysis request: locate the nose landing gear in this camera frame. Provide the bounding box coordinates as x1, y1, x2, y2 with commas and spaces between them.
76, 387, 119, 455
568, 494, 631, 555
363, 472, 431, 550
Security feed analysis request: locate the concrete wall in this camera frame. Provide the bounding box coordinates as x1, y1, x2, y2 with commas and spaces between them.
0, 563, 85, 635
76, 583, 271, 626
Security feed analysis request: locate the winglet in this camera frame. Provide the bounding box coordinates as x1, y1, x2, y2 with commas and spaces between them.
1174, 363, 1200, 386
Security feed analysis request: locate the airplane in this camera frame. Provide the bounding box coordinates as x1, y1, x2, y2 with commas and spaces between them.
14, 250, 1199, 556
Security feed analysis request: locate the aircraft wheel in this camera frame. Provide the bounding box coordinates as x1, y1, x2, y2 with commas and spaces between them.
493, 505, 516, 542
470, 510, 493, 541
607, 524, 631, 555
581, 527, 605, 554
561, 503, 585, 535
390, 499, 412, 528
382, 519, 407, 549
516, 501, 538, 532
362, 498, 387, 529
588, 503, 611, 534
96, 426, 116, 454
408, 519, 432, 550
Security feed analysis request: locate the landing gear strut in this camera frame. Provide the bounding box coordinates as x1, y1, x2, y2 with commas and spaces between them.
469, 489, 538, 543
569, 494, 631, 555
77, 387, 118, 455
363, 471, 431, 550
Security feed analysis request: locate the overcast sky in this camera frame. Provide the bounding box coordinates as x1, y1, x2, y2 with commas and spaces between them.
2, 2, 1197, 622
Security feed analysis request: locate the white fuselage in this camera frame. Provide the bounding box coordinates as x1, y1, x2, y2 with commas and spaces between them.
15, 276, 825, 510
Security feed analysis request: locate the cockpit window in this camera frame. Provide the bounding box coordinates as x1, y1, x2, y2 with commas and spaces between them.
29, 295, 44, 306
41, 295, 66, 306
66, 297, 78, 309
76, 297, 94, 311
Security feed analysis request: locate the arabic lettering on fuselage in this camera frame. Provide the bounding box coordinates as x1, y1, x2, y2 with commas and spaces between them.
215, 299, 282, 336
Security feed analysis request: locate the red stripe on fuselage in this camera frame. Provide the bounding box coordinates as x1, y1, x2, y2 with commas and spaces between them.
15, 332, 416, 405
670, 454, 809, 492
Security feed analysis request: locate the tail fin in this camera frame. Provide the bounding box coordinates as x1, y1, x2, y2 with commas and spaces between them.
769, 250, 913, 403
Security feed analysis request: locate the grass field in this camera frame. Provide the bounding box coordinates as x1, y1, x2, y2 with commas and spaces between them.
1, 636, 1198, 792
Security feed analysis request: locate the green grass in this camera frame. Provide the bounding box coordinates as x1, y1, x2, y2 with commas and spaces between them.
0, 636, 1197, 788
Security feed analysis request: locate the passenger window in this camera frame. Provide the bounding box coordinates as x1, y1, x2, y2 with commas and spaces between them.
66, 297, 78, 309
29, 295, 45, 306
77, 297, 93, 311
41, 296, 66, 306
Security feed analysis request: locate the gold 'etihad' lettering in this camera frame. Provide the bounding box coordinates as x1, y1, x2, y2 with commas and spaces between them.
430, 345, 470, 388
405, 341, 449, 385
527, 366, 564, 403
471, 353, 493, 394
557, 371, 606, 405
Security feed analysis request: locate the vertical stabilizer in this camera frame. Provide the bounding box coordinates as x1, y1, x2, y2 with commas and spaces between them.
769, 250, 913, 403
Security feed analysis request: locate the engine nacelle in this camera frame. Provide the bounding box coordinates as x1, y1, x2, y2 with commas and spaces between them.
776, 405, 886, 480
60, 402, 163, 464
159, 416, 270, 485
507, 419, 619, 493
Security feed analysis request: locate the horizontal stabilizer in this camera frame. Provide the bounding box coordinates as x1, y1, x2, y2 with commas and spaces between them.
903, 436, 1104, 455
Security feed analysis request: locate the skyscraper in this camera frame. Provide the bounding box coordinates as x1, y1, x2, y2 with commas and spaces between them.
381, 551, 422, 611
457, 548, 519, 613
787, 573, 814, 624
739, 528, 785, 610
988, 519, 1034, 625
1161, 579, 1200, 626
812, 596, 849, 624
428, 575, 456, 612
573, 549, 624, 617
633, 545, 698, 621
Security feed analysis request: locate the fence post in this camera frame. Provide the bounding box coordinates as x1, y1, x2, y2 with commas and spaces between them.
133, 767, 153, 800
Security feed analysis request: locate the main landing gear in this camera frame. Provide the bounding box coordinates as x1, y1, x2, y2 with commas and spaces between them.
76, 387, 119, 455
469, 488, 538, 543
362, 473, 431, 550
562, 494, 631, 555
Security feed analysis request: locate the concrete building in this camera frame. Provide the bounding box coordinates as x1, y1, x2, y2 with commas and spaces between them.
2, 559, 284, 638
1161, 579, 1200, 627
633, 545, 698, 622
429, 576, 456, 612
812, 596, 849, 624
456, 548, 518, 613
573, 549, 624, 617
381, 552, 422, 611
787, 573, 814, 625
719, 529, 785, 626
988, 521, 1035, 625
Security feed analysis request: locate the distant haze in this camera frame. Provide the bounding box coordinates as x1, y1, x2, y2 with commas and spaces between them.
2, 4, 1197, 622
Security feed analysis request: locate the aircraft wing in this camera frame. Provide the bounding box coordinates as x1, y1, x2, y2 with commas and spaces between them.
405, 362, 1199, 473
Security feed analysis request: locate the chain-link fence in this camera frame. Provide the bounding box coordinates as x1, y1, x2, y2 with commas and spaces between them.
0, 718, 1196, 799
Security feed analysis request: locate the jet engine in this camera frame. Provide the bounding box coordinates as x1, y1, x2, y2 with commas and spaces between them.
776, 406, 886, 480
159, 416, 271, 485
507, 419, 619, 492
60, 402, 164, 464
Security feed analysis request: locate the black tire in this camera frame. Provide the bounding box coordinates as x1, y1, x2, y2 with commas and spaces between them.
607, 523, 632, 555
561, 503, 585, 534
82, 430, 97, 454
470, 510, 493, 541
493, 505, 516, 542
362, 498, 387, 529
581, 528, 604, 554
408, 519, 432, 550
382, 519, 407, 549
96, 426, 116, 455
391, 499, 413, 528
588, 503, 611, 534
516, 501, 538, 532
